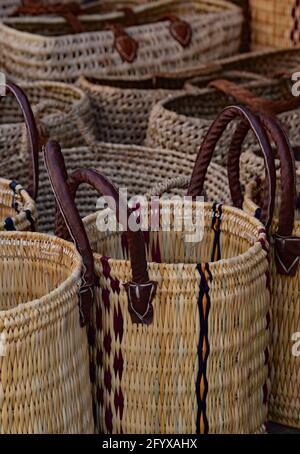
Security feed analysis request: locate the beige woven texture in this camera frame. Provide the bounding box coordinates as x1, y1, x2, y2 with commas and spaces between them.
0, 178, 37, 231
243, 173, 300, 429
0, 81, 96, 196
0, 0, 243, 82
0, 231, 94, 433
146, 77, 299, 166
78, 69, 262, 146
83, 201, 270, 433
36, 141, 234, 233
250, 0, 300, 50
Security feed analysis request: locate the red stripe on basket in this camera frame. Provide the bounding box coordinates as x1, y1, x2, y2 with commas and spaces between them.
99, 255, 124, 433
291, 1, 300, 44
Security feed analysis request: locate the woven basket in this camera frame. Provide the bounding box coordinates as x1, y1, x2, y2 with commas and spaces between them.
0, 0, 243, 82
250, 0, 300, 50
0, 229, 94, 433
78, 68, 262, 146
146, 76, 299, 165
45, 105, 273, 434
37, 141, 231, 233
240, 114, 300, 428
0, 80, 97, 205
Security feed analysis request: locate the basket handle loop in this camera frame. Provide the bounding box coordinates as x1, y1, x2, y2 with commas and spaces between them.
209, 79, 300, 115
187, 105, 277, 231
228, 113, 299, 276
1, 81, 39, 200
44, 140, 157, 326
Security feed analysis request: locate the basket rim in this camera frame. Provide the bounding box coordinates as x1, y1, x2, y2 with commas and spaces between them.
0, 230, 82, 320
0, 0, 240, 41
84, 201, 267, 272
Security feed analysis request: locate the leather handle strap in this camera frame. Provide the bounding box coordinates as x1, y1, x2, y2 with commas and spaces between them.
44, 140, 95, 327
108, 24, 139, 63
187, 105, 277, 231
46, 140, 157, 325
64, 168, 157, 325
209, 79, 300, 116
1, 81, 39, 200
228, 113, 299, 276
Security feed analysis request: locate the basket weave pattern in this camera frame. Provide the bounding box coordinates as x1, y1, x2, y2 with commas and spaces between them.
243, 176, 300, 428
84, 202, 270, 434
0, 0, 243, 82
0, 231, 94, 433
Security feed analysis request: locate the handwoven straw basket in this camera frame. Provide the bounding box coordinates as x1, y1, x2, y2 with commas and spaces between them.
45, 105, 273, 434
0, 80, 97, 219
0, 0, 243, 82
0, 230, 94, 433
249, 0, 300, 50
78, 69, 261, 146
146, 76, 299, 165
240, 113, 300, 428
0, 81, 39, 231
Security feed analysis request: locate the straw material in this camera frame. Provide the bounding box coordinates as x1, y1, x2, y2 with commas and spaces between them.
243, 176, 300, 428
0, 230, 93, 433
0, 0, 243, 82
83, 201, 270, 433
0, 178, 37, 232
78, 69, 261, 146
36, 143, 232, 233
199, 48, 300, 78
146, 77, 298, 165
250, 0, 300, 50
0, 81, 96, 192
240, 147, 300, 188
145, 163, 232, 204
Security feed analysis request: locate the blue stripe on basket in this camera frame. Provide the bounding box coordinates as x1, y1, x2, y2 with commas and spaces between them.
195, 263, 211, 435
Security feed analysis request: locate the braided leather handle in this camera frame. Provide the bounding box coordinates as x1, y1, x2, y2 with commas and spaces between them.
187, 105, 277, 231
228, 113, 299, 276
209, 79, 300, 116
45, 140, 157, 326
1, 81, 40, 200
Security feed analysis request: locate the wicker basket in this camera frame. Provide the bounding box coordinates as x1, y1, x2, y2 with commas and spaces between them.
78, 69, 263, 146
0, 0, 243, 82
36, 140, 232, 233
239, 114, 300, 428
250, 0, 300, 50
146, 76, 299, 165
0, 228, 94, 433
0, 80, 97, 203
45, 105, 273, 434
